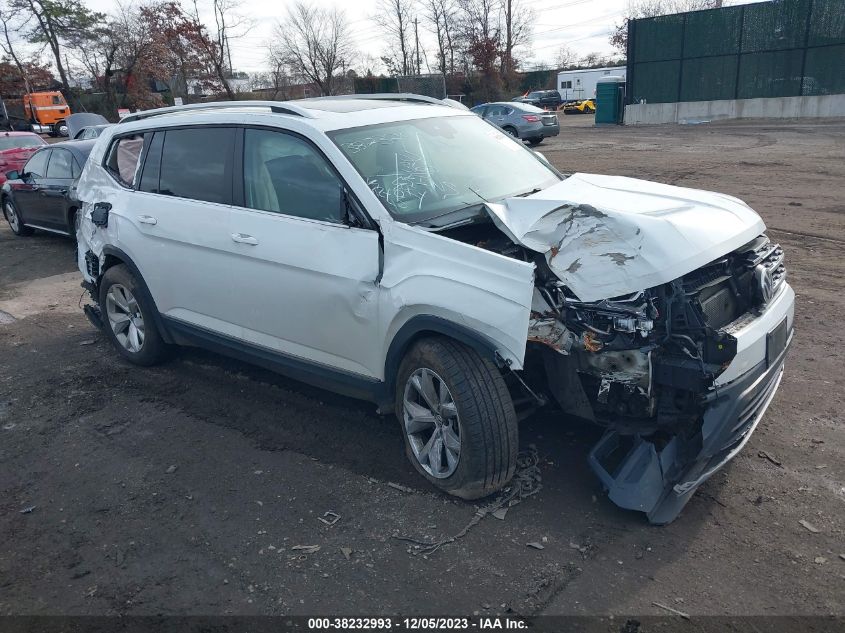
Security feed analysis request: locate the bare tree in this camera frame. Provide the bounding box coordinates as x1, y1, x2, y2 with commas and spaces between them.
422, 0, 458, 76
555, 44, 577, 70
0, 2, 32, 93
374, 0, 415, 76
184, 0, 251, 99
611, 0, 723, 54
500, 0, 532, 89
271, 1, 355, 96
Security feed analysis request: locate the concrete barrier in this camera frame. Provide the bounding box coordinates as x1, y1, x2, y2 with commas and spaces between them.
624, 94, 845, 125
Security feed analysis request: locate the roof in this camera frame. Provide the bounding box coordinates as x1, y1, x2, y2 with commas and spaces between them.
557, 66, 626, 75
47, 139, 97, 160
113, 95, 470, 133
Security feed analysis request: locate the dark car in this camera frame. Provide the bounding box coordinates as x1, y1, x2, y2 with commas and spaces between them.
2, 139, 95, 238
512, 90, 563, 111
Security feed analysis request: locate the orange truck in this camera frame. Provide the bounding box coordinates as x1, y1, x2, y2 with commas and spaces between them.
23, 91, 71, 136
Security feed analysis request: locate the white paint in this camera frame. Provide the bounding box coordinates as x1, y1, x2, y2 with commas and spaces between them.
485, 173, 765, 302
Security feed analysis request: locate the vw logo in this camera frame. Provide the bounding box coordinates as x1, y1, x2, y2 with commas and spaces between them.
755, 264, 775, 304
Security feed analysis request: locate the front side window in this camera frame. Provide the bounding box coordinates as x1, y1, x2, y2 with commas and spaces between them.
23, 150, 49, 178
330, 115, 560, 223
243, 128, 342, 223
46, 148, 73, 179
158, 127, 234, 204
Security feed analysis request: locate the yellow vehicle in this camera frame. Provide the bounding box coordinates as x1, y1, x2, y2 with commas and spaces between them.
562, 98, 595, 115
23, 91, 71, 136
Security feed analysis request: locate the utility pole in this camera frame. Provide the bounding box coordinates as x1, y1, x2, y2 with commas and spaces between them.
414, 17, 421, 76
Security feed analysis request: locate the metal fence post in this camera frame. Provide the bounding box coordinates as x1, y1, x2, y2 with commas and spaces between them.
800, 0, 815, 96
734, 4, 746, 100
677, 14, 687, 103
626, 18, 636, 104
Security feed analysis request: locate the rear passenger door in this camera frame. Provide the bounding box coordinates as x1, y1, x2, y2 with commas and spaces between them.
39, 147, 77, 230
111, 126, 238, 333
227, 127, 382, 378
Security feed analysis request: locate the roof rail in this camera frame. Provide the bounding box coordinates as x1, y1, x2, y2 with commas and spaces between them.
307, 93, 457, 107
119, 100, 314, 124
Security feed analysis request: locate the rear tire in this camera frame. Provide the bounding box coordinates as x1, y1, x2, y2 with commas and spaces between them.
3, 198, 33, 236
99, 264, 169, 366
503, 126, 519, 138
395, 337, 518, 500
528, 138, 543, 146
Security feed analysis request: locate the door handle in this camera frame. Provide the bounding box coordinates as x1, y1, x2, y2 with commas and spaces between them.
231, 233, 258, 245
138, 215, 157, 225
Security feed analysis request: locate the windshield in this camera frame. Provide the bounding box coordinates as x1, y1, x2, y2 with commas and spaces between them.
0, 136, 44, 151
330, 115, 560, 223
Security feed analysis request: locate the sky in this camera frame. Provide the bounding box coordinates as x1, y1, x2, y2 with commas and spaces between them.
54, 0, 760, 75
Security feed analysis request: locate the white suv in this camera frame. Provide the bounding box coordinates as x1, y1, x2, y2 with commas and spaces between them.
76, 96, 794, 524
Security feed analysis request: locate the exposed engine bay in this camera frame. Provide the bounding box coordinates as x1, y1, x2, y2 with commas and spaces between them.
439, 214, 790, 523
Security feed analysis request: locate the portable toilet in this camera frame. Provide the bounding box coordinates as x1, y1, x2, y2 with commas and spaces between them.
595, 76, 625, 125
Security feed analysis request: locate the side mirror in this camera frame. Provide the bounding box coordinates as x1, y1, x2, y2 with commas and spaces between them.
5, 170, 20, 181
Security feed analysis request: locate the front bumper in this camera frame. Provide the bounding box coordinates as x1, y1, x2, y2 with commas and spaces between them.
588, 284, 795, 524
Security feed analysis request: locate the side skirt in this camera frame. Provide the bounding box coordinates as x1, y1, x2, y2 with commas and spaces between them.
162, 317, 386, 405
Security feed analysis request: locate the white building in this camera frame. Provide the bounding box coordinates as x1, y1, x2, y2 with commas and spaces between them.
557, 67, 627, 101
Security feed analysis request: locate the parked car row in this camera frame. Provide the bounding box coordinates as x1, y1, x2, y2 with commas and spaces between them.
2, 95, 794, 526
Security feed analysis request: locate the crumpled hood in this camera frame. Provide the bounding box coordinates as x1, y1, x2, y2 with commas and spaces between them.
485, 173, 766, 302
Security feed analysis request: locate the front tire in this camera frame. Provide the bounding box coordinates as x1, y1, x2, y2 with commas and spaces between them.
395, 337, 518, 500
3, 198, 33, 236
99, 264, 169, 366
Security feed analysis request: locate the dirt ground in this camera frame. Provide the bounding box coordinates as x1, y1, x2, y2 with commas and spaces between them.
1, 117, 843, 620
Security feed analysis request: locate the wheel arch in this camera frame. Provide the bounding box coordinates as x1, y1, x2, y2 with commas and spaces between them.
97, 245, 175, 344
380, 315, 506, 409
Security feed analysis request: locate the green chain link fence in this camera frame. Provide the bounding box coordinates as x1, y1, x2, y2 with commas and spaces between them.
626, 0, 845, 104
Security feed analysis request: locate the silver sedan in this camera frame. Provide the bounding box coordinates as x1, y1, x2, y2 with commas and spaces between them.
471, 102, 560, 146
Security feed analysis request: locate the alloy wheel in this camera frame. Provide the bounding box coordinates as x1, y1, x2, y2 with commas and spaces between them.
4, 201, 19, 232
402, 367, 461, 479
105, 284, 145, 353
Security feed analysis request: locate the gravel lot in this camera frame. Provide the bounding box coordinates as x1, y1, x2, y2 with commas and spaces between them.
1, 117, 843, 619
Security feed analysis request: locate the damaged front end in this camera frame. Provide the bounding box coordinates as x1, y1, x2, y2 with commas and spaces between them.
532, 235, 792, 523
448, 173, 795, 524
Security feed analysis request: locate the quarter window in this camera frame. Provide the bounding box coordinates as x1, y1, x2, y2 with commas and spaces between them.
243, 128, 343, 223
46, 148, 74, 179
23, 150, 49, 178
158, 127, 235, 204
106, 135, 145, 187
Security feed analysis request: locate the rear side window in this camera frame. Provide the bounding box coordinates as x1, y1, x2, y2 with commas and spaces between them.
158, 127, 235, 204
24, 150, 49, 178
139, 131, 164, 194
46, 148, 73, 179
